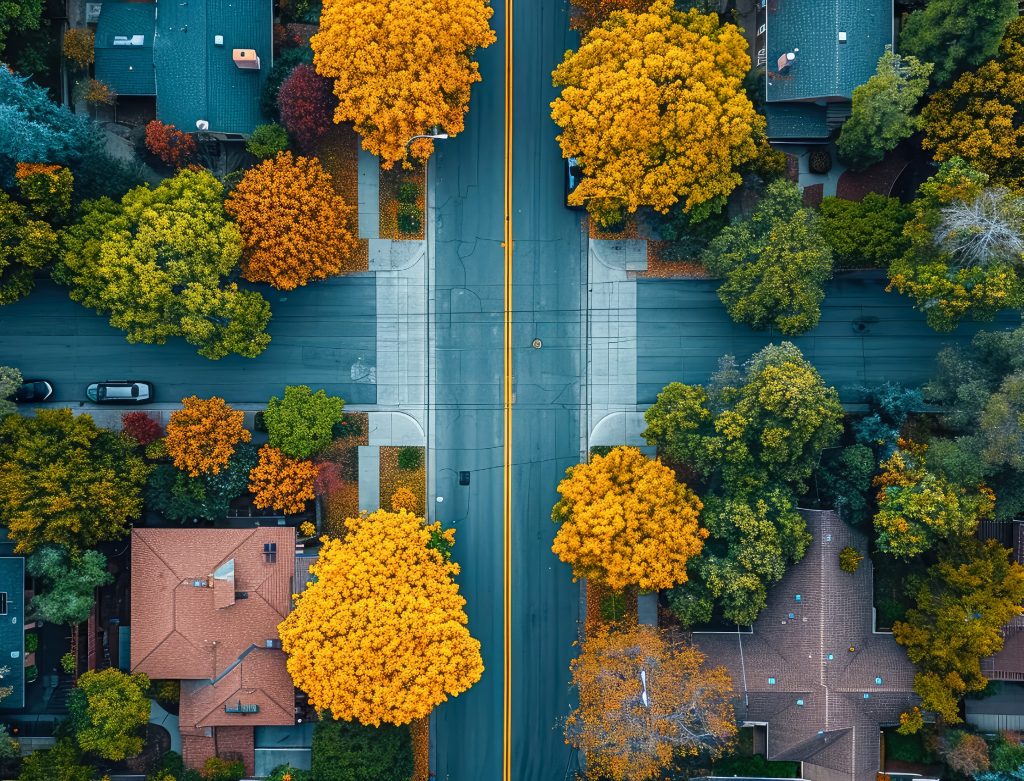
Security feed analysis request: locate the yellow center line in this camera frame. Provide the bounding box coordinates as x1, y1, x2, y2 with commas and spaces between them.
502, 0, 514, 773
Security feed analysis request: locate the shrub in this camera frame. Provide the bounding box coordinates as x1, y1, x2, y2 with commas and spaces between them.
299, 520, 317, 538
808, 148, 832, 174
390, 487, 417, 512
397, 447, 423, 471
144, 121, 197, 168
62, 28, 95, 67
201, 757, 245, 781
314, 461, 343, 498
248, 445, 318, 515
121, 412, 163, 447
145, 439, 168, 461
310, 719, 413, 781
25, 632, 38, 653
24, 664, 37, 682
264, 386, 346, 458
396, 203, 422, 234
396, 181, 419, 204
75, 79, 116, 106
839, 546, 863, 573
277, 64, 336, 152
60, 652, 76, 675
150, 679, 180, 704
246, 122, 290, 159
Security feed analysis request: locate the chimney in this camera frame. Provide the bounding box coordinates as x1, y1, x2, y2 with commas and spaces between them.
233, 49, 260, 70
777, 51, 796, 71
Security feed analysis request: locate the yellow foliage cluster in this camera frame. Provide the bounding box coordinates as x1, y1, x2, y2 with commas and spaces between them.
248, 445, 318, 515
165, 396, 251, 477
311, 0, 496, 167
551, 1, 762, 220
277, 509, 483, 725
552, 446, 707, 592
63, 27, 95, 67
390, 486, 418, 512
225, 152, 356, 291
922, 19, 1024, 186
567, 625, 736, 781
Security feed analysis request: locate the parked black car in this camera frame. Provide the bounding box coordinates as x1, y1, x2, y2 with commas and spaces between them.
565, 157, 584, 210
86, 381, 154, 404
13, 380, 54, 403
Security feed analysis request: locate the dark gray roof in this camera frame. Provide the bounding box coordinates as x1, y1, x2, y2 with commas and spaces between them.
0, 557, 25, 710
94, 2, 156, 96
693, 510, 917, 781
764, 103, 829, 140
981, 521, 1024, 682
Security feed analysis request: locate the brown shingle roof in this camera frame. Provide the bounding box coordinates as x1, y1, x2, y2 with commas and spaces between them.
131, 528, 296, 728
693, 510, 918, 781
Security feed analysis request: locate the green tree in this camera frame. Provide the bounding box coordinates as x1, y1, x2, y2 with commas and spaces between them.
0, 409, 149, 554
27, 546, 112, 626
0, 0, 45, 63
898, 0, 1016, 87
68, 668, 150, 760
246, 122, 290, 159
146, 442, 258, 523
17, 738, 93, 781
703, 180, 832, 335
0, 365, 20, 418
0, 190, 57, 305
818, 194, 912, 269
265, 386, 345, 459
56, 169, 272, 360
837, 49, 933, 171
311, 719, 413, 781
893, 537, 1024, 725
818, 444, 877, 526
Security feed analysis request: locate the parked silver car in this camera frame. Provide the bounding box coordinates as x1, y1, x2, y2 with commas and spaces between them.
86, 381, 154, 404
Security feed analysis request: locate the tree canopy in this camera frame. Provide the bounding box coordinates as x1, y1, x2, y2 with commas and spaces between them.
0, 189, 57, 305
146, 443, 258, 523
818, 194, 912, 269
551, 2, 762, 227
893, 537, 1024, 726
68, 669, 150, 760
551, 446, 707, 592
17, 739, 94, 781
311, 0, 496, 167
703, 180, 833, 335
0, 0, 44, 55
165, 396, 251, 477
264, 385, 345, 458
566, 625, 735, 781
278, 509, 483, 725
921, 18, 1024, 187
277, 64, 337, 153
310, 719, 413, 781
0, 365, 20, 419
0, 409, 149, 554
26, 546, 112, 625
899, 0, 1016, 87
248, 445, 318, 515
837, 49, 933, 171
225, 153, 357, 291
56, 169, 272, 359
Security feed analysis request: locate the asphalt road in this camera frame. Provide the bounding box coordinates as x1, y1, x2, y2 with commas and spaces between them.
637, 274, 1021, 405
430, 0, 582, 776
0, 276, 377, 405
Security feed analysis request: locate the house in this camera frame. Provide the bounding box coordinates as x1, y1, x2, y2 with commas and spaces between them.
130, 528, 297, 775
753, 0, 893, 141
0, 553, 25, 711
980, 520, 1024, 684
94, 0, 272, 136
693, 509, 918, 781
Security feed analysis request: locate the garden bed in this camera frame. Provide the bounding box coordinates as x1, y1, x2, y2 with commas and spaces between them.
639, 241, 711, 279
379, 163, 426, 240
379, 446, 426, 515
316, 123, 369, 273
317, 412, 368, 537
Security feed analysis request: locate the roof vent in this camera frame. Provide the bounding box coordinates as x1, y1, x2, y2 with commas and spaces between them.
839, 31, 848, 43
265, 639, 282, 649
777, 51, 796, 72
214, 34, 224, 46
192, 579, 207, 588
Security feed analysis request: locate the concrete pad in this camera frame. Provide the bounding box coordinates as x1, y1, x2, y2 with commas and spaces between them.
357, 149, 381, 240
638, 593, 658, 626
369, 239, 425, 272
590, 239, 647, 272
366, 411, 425, 446
589, 411, 649, 448
358, 445, 380, 513
149, 699, 181, 754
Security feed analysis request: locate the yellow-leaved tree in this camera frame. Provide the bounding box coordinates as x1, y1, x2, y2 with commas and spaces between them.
551, 446, 707, 592
278, 509, 483, 725
311, 0, 496, 167
551, 1, 763, 227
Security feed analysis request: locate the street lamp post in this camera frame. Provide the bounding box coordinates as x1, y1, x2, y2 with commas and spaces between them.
405, 129, 447, 523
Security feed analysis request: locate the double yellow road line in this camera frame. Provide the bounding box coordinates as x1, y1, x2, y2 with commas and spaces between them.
502, 0, 514, 773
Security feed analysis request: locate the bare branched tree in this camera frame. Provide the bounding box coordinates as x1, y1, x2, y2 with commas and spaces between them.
935, 187, 1024, 269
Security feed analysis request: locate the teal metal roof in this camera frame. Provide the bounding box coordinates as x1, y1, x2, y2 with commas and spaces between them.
94, 2, 156, 96
764, 103, 829, 139
153, 0, 272, 134
0, 558, 25, 711
766, 0, 892, 102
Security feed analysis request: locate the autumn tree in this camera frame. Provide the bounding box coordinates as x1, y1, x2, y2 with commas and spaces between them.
567, 625, 735, 781
15, 162, 73, 222
277, 64, 337, 153
940, 731, 991, 777
0, 190, 57, 305
703, 180, 833, 335
62, 27, 95, 68
264, 385, 345, 459
56, 169, 272, 359
568, 0, 648, 32
874, 440, 995, 559
893, 537, 1024, 725
27, 546, 112, 626
899, 0, 1016, 88
248, 445, 318, 515
922, 19, 1024, 187
164, 396, 251, 477
552, 2, 761, 227
311, 0, 496, 167
818, 194, 912, 270
121, 411, 163, 447
144, 120, 197, 169
0, 409, 149, 554
225, 153, 356, 290
551, 447, 706, 592
887, 158, 1024, 330
278, 509, 483, 725
68, 669, 150, 761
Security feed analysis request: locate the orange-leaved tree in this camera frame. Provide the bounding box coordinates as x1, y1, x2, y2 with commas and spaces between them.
278, 509, 483, 725
567, 624, 736, 781
551, 1, 762, 227
248, 445, 318, 514
225, 152, 356, 290
164, 396, 251, 477
311, 0, 496, 167
552, 446, 706, 592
